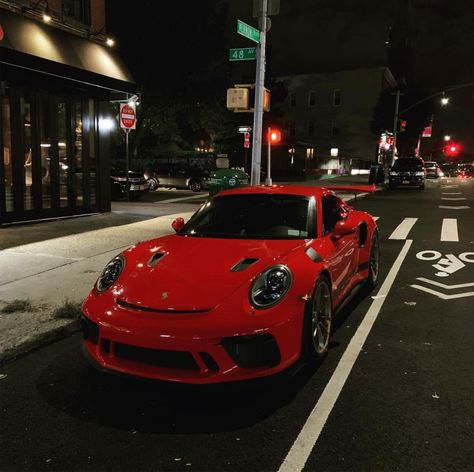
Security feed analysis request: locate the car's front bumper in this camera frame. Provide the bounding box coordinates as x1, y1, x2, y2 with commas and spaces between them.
81, 296, 303, 384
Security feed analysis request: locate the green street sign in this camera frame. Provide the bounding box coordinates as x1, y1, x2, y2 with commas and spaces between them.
229, 47, 256, 61
237, 19, 260, 44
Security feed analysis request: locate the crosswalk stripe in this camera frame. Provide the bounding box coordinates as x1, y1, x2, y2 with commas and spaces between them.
389, 217, 418, 240
441, 197, 467, 201
441, 218, 459, 242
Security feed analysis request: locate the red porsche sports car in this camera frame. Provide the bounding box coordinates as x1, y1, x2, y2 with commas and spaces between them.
82, 184, 379, 384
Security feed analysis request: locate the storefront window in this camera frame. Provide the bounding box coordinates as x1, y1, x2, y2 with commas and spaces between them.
22, 93, 33, 211
58, 101, 68, 207
39, 94, 52, 209
2, 83, 13, 213
73, 100, 83, 206
84, 99, 97, 207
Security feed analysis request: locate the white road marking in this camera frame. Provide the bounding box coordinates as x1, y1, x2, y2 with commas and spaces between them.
389, 218, 418, 240
410, 284, 474, 300
415, 278, 474, 289
441, 192, 462, 195
278, 240, 413, 472
438, 205, 470, 210
441, 218, 459, 242
441, 197, 467, 201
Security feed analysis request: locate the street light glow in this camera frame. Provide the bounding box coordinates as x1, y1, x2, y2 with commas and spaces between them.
441, 96, 450, 106
444, 135, 451, 141
106, 37, 115, 47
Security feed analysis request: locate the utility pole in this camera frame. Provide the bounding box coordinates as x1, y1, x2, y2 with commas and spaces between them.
250, 0, 267, 186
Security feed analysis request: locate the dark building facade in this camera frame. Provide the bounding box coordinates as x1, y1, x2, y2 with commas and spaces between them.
0, 0, 134, 225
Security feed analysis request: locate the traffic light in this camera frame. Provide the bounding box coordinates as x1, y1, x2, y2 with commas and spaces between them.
268, 128, 281, 143
443, 143, 461, 157
398, 119, 407, 133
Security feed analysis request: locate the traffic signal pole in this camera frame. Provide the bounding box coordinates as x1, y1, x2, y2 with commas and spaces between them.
250, 0, 268, 186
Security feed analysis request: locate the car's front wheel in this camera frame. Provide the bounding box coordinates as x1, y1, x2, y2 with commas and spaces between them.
302, 275, 332, 360
189, 180, 202, 192
147, 178, 158, 191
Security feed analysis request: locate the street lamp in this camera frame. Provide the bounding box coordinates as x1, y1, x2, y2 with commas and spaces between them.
440, 96, 450, 106
444, 135, 451, 141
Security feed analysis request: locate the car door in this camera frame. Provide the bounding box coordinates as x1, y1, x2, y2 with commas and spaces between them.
321, 193, 359, 305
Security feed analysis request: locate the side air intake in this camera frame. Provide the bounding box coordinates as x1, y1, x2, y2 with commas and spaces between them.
147, 252, 166, 267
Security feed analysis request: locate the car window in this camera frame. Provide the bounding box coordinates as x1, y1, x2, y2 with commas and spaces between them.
180, 194, 314, 239
322, 194, 346, 235
392, 158, 424, 170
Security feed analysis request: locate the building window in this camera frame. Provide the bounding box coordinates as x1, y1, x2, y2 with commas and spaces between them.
333, 89, 342, 107
331, 123, 339, 137
289, 122, 296, 137
308, 90, 316, 107
289, 92, 297, 108
307, 121, 315, 137
306, 148, 314, 159
2, 82, 13, 212
62, 0, 91, 25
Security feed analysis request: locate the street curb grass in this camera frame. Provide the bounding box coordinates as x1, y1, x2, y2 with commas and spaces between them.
0, 318, 81, 364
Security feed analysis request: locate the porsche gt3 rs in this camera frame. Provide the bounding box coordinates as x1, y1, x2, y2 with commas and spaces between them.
82, 185, 379, 384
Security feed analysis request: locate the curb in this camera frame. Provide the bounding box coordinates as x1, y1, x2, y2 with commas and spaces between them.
0, 318, 81, 364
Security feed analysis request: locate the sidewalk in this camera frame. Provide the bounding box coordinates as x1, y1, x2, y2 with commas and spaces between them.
0, 175, 379, 363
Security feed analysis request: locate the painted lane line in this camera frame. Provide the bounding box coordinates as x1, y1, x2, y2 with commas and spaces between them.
440, 218, 459, 242
438, 205, 470, 210
441, 197, 467, 201
388, 217, 418, 240
415, 278, 474, 289
279, 240, 413, 472
410, 285, 474, 300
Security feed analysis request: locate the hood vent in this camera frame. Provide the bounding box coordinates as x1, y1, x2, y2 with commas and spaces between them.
230, 257, 260, 272
147, 252, 166, 267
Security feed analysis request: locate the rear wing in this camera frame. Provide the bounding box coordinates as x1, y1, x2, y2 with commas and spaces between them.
324, 184, 376, 194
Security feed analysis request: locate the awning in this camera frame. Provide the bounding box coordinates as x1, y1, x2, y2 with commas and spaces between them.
0, 9, 135, 94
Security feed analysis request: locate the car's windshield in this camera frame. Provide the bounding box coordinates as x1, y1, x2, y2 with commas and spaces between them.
392, 159, 424, 170
179, 194, 314, 239
425, 162, 437, 168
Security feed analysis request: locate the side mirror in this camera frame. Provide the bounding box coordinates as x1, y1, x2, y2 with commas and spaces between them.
171, 217, 185, 232
331, 220, 357, 240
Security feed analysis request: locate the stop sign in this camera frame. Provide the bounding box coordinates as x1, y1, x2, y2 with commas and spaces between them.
120, 103, 136, 130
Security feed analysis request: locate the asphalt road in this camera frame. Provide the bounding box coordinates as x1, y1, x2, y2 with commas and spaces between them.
1, 177, 473, 472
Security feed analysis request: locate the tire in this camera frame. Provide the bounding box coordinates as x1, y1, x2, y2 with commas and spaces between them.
302, 275, 332, 361
147, 178, 158, 191
189, 180, 202, 192
365, 230, 380, 290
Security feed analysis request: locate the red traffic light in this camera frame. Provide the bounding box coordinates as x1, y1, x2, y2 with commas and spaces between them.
443, 143, 461, 157
268, 128, 281, 143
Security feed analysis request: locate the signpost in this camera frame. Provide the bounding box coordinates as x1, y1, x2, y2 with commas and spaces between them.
229, 47, 256, 61
237, 19, 260, 43
119, 103, 137, 201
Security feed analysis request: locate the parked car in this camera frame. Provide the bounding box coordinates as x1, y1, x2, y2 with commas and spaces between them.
389, 157, 426, 189
424, 161, 441, 179
82, 184, 379, 384
152, 164, 210, 192
458, 164, 474, 179
110, 168, 148, 200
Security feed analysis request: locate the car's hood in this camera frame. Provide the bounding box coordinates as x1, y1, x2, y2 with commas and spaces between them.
116, 235, 306, 311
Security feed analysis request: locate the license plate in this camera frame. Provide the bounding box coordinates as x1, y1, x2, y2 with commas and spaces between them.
130, 184, 146, 191
402, 180, 410, 184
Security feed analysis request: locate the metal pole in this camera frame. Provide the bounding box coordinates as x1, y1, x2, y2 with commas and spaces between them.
125, 129, 130, 201
266, 127, 272, 185
391, 89, 400, 167
251, 0, 268, 186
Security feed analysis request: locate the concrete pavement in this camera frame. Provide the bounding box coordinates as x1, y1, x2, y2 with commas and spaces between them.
0, 175, 377, 363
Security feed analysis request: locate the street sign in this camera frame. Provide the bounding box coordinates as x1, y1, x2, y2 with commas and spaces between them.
238, 126, 252, 133
229, 47, 256, 61
237, 19, 260, 44
120, 103, 136, 130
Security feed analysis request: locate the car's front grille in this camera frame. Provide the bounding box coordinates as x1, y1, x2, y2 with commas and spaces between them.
114, 342, 200, 370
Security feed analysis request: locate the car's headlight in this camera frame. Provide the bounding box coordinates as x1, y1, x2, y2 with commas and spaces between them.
390, 171, 400, 176
250, 265, 292, 309
415, 171, 425, 176
96, 255, 125, 292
